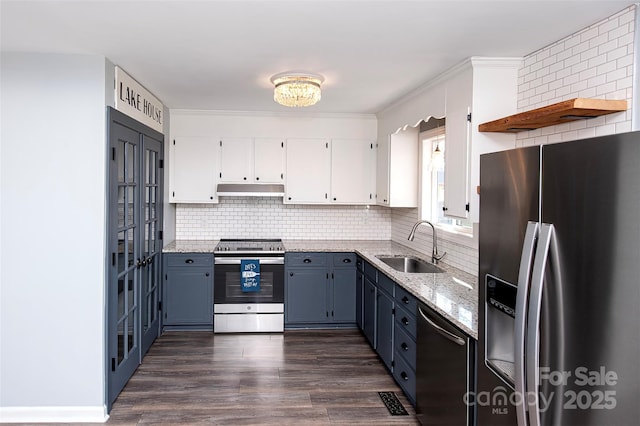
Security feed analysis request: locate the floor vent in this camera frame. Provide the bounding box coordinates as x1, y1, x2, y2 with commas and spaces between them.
378, 391, 409, 416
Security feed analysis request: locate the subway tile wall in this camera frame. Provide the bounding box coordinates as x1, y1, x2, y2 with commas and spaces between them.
175, 197, 391, 240
516, 5, 635, 146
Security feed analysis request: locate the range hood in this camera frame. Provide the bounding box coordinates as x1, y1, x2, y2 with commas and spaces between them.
216, 183, 285, 197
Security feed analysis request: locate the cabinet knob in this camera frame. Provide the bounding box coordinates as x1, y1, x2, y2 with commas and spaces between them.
303, 259, 312, 263
443, 206, 449, 212
402, 296, 409, 304
401, 317, 409, 326
205, 273, 210, 277
210, 196, 214, 200
401, 372, 409, 381
290, 272, 294, 276
342, 258, 352, 263
185, 259, 194, 264
401, 342, 409, 351
256, 177, 260, 181
288, 197, 292, 201
333, 197, 337, 201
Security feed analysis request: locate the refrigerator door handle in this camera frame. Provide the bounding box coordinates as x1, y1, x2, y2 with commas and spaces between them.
514, 221, 539, 426
525, 223, 556, 426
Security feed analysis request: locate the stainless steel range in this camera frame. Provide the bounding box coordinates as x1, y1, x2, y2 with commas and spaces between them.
213, 239, 284, 333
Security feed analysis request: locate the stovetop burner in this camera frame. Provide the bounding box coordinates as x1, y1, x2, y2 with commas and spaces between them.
214, 238, 284, 254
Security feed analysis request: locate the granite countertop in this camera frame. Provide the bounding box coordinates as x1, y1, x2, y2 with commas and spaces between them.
162, 239, 478, 339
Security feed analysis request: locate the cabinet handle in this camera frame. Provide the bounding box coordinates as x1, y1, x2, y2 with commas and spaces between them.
205, 273, 210, 277
290, 272, 294, 277
288, 197, 292, 201
210, 196, 214, 200
401, 372, 409, 381
402, 296, 409, 304
342, 258, 352, 263
333, 197, 337, 201
303, 259, 312, 263
243, 177, 247, 180
256, 177, 260, 181
401, 317, 409, 326
185, 259, 194, 264
401, 342, 409, 351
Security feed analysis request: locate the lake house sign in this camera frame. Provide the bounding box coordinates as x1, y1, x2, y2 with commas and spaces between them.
115, 66, 164, 133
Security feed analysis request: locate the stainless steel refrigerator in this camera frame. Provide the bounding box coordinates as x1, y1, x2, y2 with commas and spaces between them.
477, 131, 640, 426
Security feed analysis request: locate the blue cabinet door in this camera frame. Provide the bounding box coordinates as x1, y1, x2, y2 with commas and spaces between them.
332, 267, 356, 323
363, 277, 377, 347
286, 268, 328, 323
376, 288, 394, 371
165, 267, 213, 325
356, 270, 364, 329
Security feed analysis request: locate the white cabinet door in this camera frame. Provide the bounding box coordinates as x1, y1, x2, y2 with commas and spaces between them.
219, 137, 253, 183
254, 138, 285, 183
444, 67, 472, 219
169, 136, 218, 203
331, 139, 375, 204
376, 136, 390, 205
376, 128, 418, 207
285, 138, 330, 204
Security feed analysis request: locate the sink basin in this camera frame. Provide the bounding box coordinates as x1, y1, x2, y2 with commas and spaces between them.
376, 256, 445, 274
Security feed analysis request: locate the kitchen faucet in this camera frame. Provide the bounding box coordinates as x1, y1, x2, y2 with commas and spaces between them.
407, 220, 446, 264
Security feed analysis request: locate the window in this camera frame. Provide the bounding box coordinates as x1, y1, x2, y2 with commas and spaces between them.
419, 125, 472, 233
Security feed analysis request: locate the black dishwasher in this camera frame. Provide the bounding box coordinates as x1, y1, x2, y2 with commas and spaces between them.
416, 302, 475, 426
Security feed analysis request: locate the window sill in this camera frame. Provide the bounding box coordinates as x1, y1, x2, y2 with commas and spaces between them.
435, 223, 478, 249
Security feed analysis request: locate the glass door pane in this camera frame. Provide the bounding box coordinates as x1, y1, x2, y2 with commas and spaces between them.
141, 134, 162, 355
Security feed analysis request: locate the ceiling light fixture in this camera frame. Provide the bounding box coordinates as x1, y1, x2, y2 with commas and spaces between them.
270, 72, 324, 107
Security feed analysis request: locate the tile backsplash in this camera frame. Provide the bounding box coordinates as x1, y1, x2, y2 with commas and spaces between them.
175, 197, 391, 240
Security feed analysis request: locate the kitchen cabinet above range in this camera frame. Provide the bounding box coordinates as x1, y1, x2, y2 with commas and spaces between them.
219, 137, 285, 184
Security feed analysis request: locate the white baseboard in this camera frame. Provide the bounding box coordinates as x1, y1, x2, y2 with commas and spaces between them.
0, 406, 108, 423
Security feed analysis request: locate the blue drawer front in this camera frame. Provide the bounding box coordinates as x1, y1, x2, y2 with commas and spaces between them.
377, 273, 394, 296
394, 285, 417, 315
395, 304, 417, 340
286, 252, 327, 267
394, 322, 416, 369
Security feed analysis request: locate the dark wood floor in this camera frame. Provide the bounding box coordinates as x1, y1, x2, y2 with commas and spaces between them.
106, 329, 418, 425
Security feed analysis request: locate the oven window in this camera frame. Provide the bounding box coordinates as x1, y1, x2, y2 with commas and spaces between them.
215, 264, 284, 304
224, 271, 273, 301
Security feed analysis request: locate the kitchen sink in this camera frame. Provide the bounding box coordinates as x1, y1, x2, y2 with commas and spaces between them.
376, 256, 445, 274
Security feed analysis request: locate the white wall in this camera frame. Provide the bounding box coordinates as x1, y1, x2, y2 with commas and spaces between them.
170, 110, 387, 240
0, 53, 108, 422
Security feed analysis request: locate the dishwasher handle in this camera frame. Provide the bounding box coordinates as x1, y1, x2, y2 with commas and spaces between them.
418, 306, 465, 346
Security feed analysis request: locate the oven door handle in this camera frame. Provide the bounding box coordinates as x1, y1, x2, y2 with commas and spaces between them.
214, 258, 284, 265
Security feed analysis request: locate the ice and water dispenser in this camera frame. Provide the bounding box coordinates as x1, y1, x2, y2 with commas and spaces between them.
485, 274, 518, 387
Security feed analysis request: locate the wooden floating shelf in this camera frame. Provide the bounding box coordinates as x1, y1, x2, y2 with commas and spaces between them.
478, 98, 627, 133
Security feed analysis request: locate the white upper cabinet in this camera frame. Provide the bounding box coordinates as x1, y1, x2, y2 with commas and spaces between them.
254, 138, 285, 183
331, 139, 375, 204
218, 137, 254, 183
219, 137, 285, 184
376, 127, 418, 207
169, 136, 218, 203
443, 66, 473, 219
285, 138, 331, 204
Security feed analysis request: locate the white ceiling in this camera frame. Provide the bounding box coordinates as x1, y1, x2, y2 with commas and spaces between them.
0, 0, 634, 114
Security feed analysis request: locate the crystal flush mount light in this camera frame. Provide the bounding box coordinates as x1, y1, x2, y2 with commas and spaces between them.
270, 72, 324, 107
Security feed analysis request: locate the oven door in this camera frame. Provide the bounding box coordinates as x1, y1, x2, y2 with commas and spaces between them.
214, 256, 284, 304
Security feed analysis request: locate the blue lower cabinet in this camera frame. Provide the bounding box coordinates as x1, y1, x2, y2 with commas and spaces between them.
285, 252, 356, 328
163, 253, 214, 329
